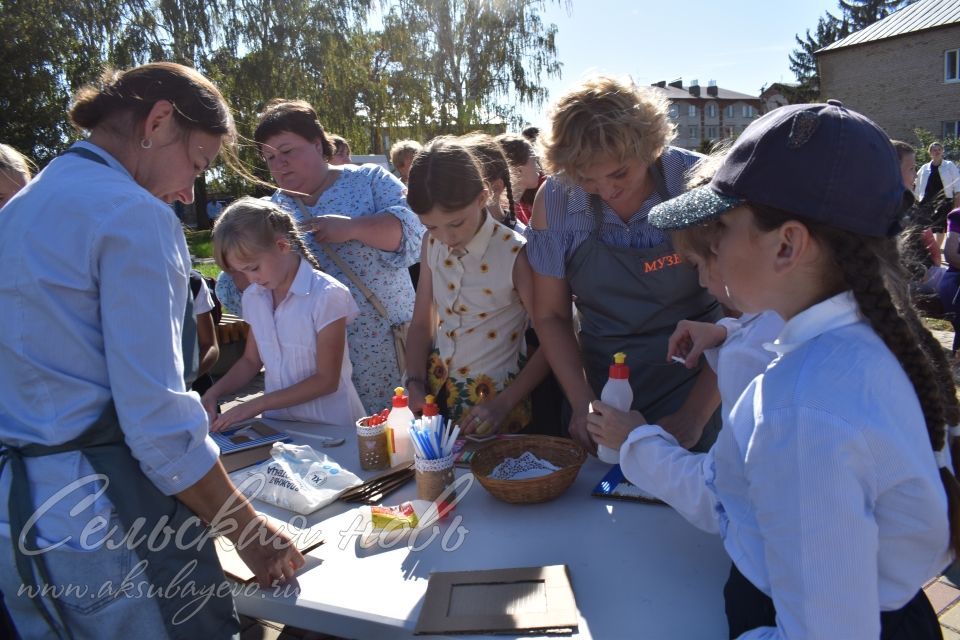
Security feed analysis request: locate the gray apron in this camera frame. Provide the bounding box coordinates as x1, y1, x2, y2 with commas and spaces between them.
0, 146, 239, 639
566, 160, 723, 451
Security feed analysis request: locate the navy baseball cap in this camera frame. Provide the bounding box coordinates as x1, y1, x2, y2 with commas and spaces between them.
649, 100, 912, 237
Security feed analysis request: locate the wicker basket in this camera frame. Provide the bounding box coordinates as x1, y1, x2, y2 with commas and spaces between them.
470, 436, 587, 504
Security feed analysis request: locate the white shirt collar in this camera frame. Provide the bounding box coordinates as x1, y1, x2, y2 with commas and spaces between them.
441, 209, 498, 259
764, 291, 861, 355
289, 256, 313, 296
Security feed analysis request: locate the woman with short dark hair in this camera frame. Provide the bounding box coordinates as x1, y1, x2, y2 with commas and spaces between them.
254, 99, 425, 413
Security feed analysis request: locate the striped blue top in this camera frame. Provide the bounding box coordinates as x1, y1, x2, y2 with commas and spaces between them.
526, 146, 702, 278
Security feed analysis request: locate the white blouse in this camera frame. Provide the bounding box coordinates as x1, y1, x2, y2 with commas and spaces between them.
242, 258, 366, 427
621, 293, 950, 639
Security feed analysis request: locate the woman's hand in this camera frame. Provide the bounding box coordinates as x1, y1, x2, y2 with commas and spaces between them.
667, 320, 727, 368
210, 398, 262, 432
234, 516, 306, 589
461, 395, 511, 435
304, 215, 355, 244
586, 401, 646, 451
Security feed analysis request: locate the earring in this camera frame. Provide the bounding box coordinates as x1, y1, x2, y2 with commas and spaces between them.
140, 138, 153, 150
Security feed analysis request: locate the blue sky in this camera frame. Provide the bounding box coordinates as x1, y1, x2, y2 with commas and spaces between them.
515, 0, 840, 128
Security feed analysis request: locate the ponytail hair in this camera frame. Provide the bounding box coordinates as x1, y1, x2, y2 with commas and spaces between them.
69, 62, 234, 141
751, 203, 960, 556
212, 197, 322, 272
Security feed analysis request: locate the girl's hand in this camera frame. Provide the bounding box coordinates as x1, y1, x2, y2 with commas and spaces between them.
200, 392, 220, 425
657, 410, 703, 450
406, 379, 427, 414
568, 400, 597, 454
234, 516, 306, 589
305, 215, 354, 244
211, 400, 261, 432
586, 401, 646, 451
667, 320, 727, 368
461, 396, 510, 435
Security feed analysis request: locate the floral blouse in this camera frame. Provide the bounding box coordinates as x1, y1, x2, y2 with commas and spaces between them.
425, 211, 532, 432
272, 163, 425, 414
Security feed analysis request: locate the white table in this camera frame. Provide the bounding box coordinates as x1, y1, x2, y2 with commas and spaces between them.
232, 421, 731, 639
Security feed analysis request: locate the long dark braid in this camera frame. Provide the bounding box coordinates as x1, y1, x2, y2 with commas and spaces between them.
501, 177, 517, 229
459, 132, 517, 229
753, 204, 960, 555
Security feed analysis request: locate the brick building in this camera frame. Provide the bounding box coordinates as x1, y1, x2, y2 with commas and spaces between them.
817, 0, 960, 142
651, 79, 763, 151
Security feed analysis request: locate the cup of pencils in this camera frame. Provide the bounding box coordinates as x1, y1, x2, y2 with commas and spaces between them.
410, 414, 460, 514
356, 412, 390, 471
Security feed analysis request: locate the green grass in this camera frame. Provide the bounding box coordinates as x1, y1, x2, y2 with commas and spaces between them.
194, 262, 221, 279
183, 229, 220, 278
184, 229, 213, 259
924, 317, 953, 332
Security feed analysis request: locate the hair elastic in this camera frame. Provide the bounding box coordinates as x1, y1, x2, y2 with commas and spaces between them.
936, 445, 952, 470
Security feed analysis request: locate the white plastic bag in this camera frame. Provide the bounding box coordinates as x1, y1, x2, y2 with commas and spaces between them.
230, 442, 362, 514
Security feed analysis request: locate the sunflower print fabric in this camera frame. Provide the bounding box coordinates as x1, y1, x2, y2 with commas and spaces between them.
428, 350, 532, 432
424, 211, 532, 433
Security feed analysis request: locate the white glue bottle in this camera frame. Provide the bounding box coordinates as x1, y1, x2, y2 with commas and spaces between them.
387, 387, 416, 466
597, 352, 633, 464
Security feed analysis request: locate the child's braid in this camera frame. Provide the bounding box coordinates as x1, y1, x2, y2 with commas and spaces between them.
829, 230, 960, 555
502, 176, 517, 230
266, 206, 323, 272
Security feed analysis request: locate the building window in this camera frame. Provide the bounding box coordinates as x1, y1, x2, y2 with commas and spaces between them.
706, 103, 717, 118
944, 121, 960, 138
724, 125, 735, 138
947, 49, 960, 83
725, 105, 736, 118
707, 126, 718, 139
742, 105, 754, 118
689, 126, 699, 139
669, 103, 679, 118
688, 105, 697, 117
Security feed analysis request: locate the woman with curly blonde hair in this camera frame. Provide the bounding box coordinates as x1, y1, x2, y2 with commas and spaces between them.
527, 75, 722, 453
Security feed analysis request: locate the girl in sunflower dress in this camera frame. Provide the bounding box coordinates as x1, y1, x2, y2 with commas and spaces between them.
403, 137, 551, 435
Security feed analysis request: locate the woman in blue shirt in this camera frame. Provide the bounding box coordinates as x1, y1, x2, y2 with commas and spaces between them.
0, 63, 303, 639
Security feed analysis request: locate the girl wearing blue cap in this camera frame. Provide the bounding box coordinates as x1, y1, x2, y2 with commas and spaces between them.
587, 101, 959, 639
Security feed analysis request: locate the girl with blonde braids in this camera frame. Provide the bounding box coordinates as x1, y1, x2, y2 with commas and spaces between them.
203, 197, 365, 431
588, 102, 960, 639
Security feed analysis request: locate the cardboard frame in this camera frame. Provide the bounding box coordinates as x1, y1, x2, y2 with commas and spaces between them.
415, 565, 578, 635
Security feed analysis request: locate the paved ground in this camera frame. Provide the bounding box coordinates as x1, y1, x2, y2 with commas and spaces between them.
230, 329, 960, 639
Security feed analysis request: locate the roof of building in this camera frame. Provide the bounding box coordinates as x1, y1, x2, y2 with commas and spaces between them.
651, 82, 760, 102
818, 0, 960, 53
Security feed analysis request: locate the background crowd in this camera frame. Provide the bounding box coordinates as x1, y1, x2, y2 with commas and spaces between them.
1, 60, 959, 640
